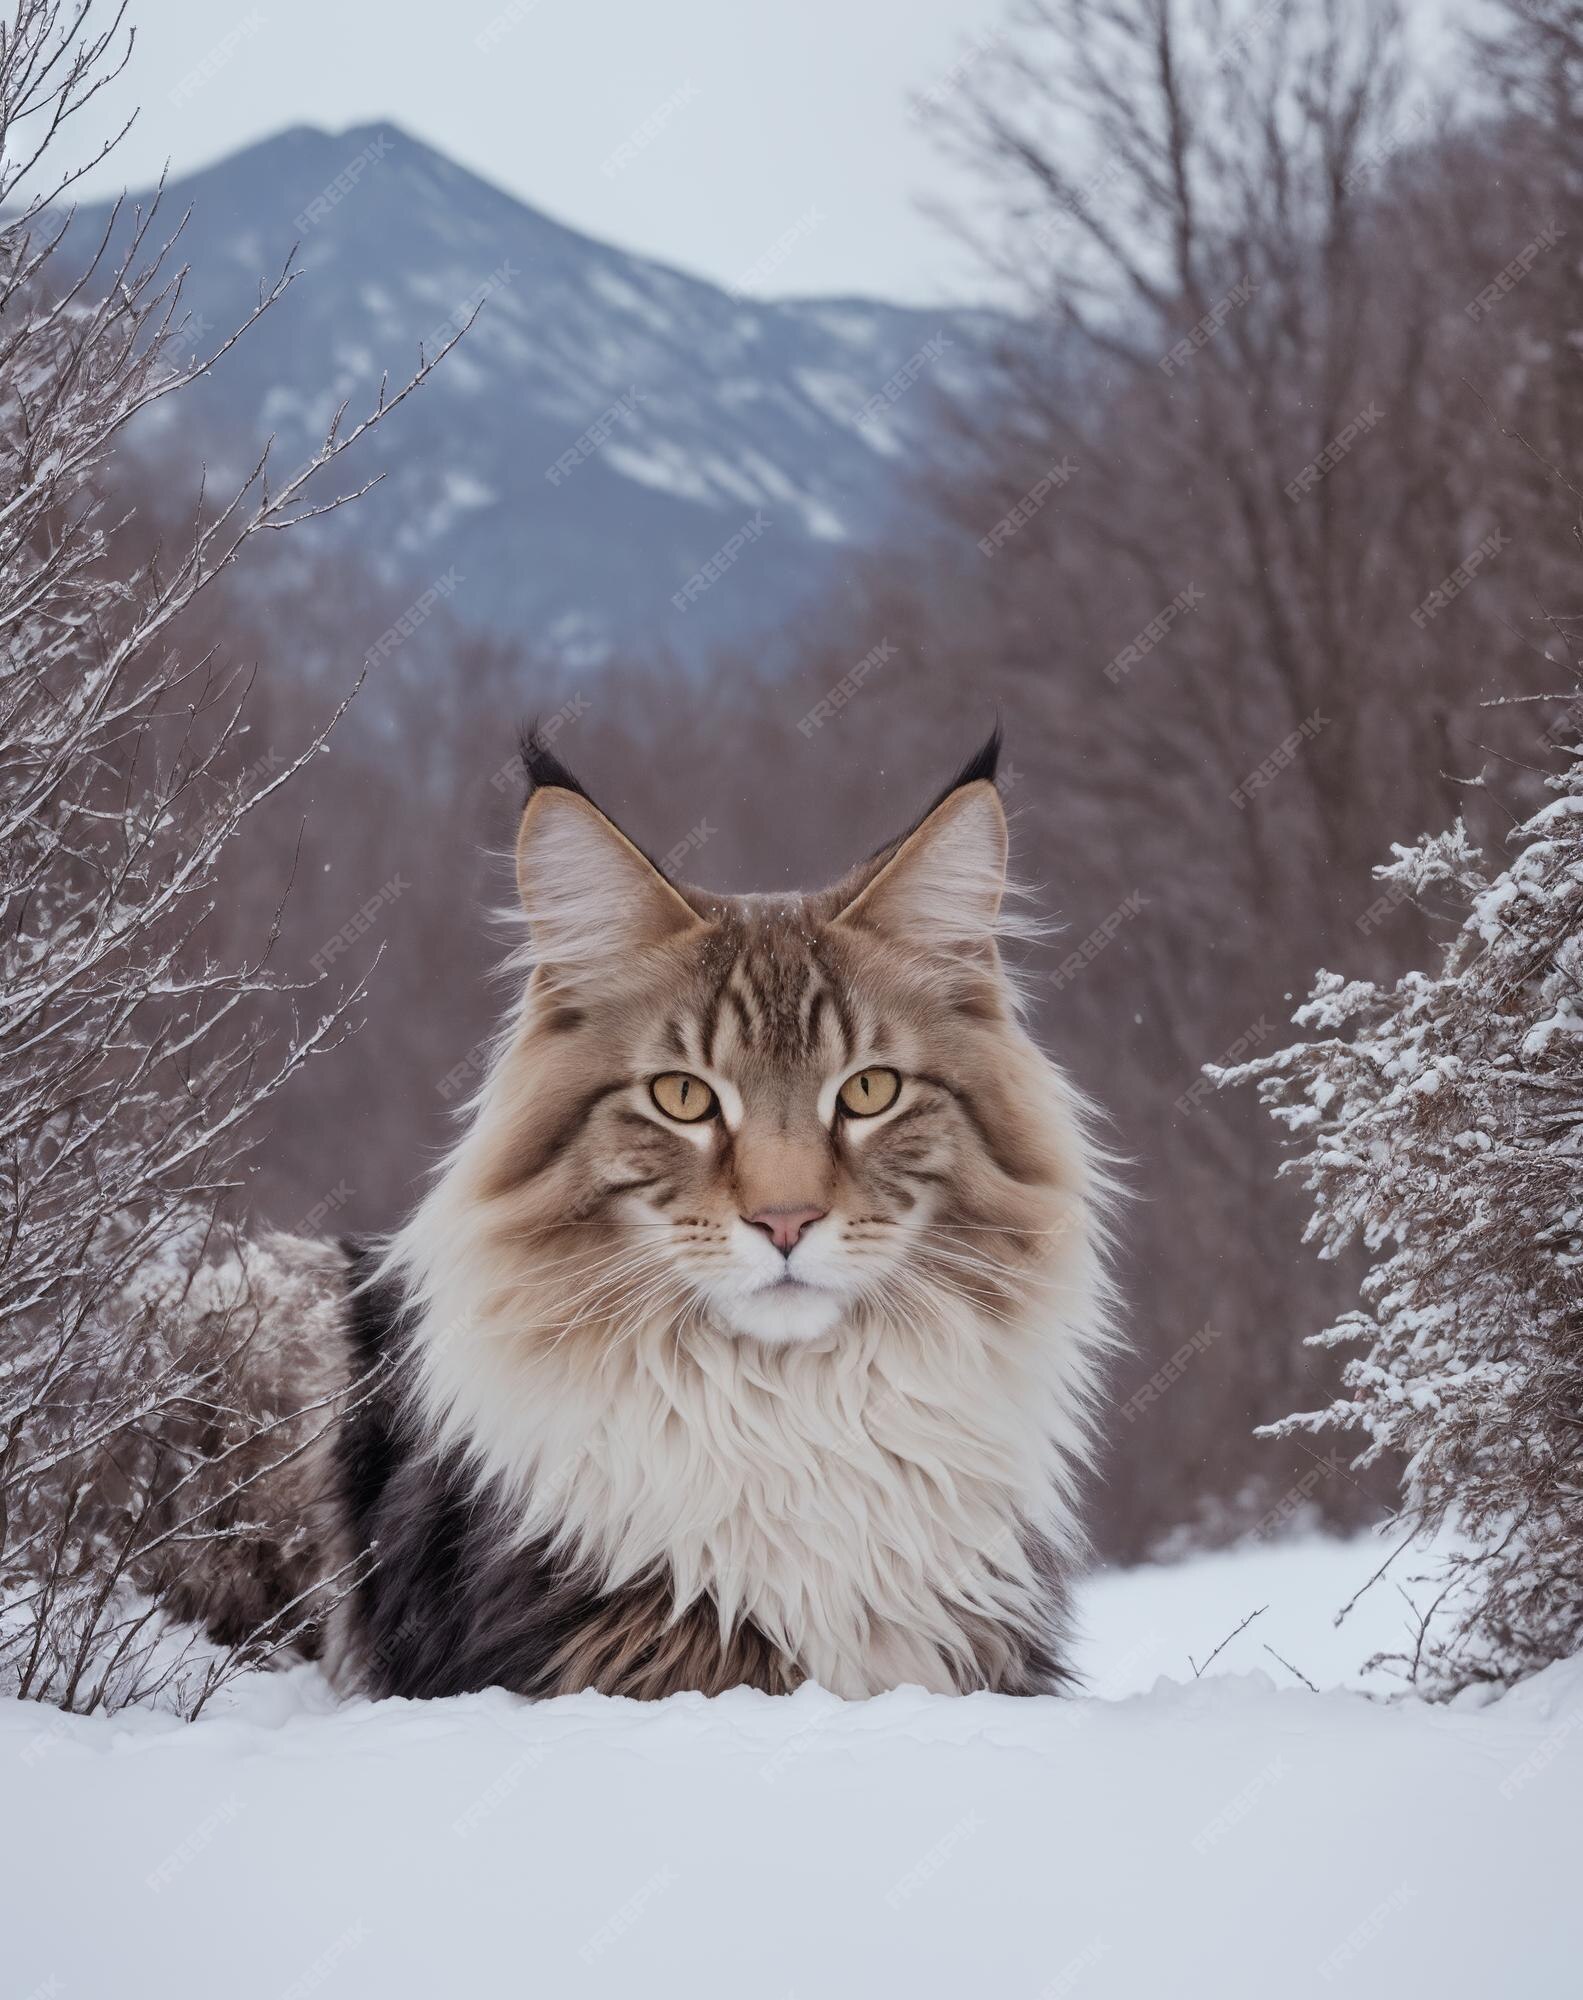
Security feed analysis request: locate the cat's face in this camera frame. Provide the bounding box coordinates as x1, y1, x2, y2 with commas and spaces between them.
490, 747, 1069, 1351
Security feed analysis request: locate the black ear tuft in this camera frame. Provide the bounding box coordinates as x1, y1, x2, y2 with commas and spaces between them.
511, 721, 679, 886
909, 722, 1004, 830
515, 719, 597, 814
862, 723, 1004, 867
933, 721, 1002, 805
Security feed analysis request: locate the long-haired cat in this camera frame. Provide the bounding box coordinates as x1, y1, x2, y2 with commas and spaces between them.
159, 730, 1118, 1700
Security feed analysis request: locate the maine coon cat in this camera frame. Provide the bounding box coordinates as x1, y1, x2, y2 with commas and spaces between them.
157, 730, 1118, 1700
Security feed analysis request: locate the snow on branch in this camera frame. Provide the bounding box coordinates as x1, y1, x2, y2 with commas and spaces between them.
1215, 737, 1583, 1694
0, 0, 457, 1710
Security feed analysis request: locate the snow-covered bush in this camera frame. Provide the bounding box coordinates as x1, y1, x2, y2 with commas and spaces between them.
1218, 746, 1583, 1693
0, 0, 451, 1710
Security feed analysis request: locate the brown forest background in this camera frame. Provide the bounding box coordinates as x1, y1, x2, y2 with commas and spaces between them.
124, 0, 1583, 1559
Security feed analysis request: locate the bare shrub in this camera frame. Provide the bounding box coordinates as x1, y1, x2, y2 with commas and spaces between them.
0, 0, 454, 1710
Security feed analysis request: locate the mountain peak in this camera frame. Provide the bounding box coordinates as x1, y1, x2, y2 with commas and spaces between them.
69, 121, 1003, 669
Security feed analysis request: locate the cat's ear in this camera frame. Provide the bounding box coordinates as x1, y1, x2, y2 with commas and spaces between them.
834, 745, 1008, 957
513, 738, 699, 975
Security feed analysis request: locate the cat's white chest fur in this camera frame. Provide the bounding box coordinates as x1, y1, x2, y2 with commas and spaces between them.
417, 1300, 1089, 1695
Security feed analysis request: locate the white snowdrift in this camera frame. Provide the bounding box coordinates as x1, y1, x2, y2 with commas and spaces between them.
3, 1537, 1577, 1999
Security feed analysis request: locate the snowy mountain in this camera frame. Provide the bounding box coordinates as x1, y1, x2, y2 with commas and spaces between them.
78, 124, 1004, 667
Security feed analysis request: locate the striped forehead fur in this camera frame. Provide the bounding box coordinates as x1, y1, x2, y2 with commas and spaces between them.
373, 735, 1119, 1698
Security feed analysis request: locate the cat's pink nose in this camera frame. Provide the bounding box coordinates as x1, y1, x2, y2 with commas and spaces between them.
747, 1206, 827, 1255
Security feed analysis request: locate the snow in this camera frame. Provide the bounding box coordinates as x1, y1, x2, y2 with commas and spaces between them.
585, 263, 678, 335
3, 1536, 1576, 1998
602, 437, 716, 503
1081, 1531, 1436, 1694
441, 470, 496, 509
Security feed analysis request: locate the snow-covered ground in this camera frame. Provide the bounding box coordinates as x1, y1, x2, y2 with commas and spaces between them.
4, 1534, 1577, 1999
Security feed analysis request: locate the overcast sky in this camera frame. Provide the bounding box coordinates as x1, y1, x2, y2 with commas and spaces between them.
68, 0, 1010, 306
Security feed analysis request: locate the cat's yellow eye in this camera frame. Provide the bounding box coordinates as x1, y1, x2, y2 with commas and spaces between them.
650, 1072, 717, 1123
838, 1067, 901, 1118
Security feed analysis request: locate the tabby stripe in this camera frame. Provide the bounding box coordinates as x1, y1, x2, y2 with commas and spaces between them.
495, 1081, 629, 1189
915, 1071, 1045, 1187
700, 969, 729, 1066
724, 978, 756, 1047
739, 953, 779, 1024
827, 981, 857, 1065
802, 985, 828, 1056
